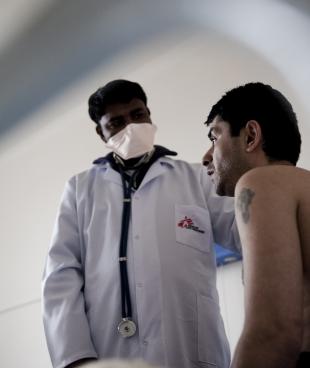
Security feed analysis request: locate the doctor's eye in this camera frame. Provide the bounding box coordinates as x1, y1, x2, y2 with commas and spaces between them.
132, 110, 147, 120
106, 118, 126, 130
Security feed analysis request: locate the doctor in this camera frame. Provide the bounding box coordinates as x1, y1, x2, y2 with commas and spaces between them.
42, 79, 240, 368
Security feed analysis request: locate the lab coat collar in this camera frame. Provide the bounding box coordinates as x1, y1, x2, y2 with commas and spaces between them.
92, 145, 177, 166
93, 146, 177, 187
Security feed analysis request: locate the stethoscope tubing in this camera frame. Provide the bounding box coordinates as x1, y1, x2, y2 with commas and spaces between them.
119, 168, 135, 320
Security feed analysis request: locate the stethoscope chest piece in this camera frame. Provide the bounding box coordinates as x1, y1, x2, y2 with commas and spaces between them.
118, 318, 137, 338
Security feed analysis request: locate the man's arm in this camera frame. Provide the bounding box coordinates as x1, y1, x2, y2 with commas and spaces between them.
42, 177, 97, 368
231, 168, 303, 368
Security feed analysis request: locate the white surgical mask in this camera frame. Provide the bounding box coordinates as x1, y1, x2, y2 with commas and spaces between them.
105, 123, 157, 160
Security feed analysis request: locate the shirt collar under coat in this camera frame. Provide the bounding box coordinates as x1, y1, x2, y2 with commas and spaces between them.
92, 145, 178, 189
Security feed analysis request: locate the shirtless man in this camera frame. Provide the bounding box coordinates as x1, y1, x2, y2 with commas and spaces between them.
202, 82, 310, 368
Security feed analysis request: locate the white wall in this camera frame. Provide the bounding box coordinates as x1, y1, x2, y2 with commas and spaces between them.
1, 2, 310, 367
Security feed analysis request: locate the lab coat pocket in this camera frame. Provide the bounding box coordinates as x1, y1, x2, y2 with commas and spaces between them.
197, 294, 230, 367
175, 204, 211, 253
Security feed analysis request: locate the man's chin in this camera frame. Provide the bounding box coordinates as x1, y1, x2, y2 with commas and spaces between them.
215, 187, 226, 197
215, 181, 234, 197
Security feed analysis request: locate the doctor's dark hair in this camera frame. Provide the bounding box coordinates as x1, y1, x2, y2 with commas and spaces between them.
205, 82, 301, 165
88, 79, 148, 124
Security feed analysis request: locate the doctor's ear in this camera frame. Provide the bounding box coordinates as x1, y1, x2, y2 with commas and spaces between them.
244, 120, 262, 152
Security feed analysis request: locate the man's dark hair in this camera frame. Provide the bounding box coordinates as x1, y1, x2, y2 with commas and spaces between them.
88, 79, 148, 124
205, 82, 301, 165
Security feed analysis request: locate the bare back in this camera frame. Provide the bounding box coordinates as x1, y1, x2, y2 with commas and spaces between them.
235, 165, 310, 354
295, 167, 310, 351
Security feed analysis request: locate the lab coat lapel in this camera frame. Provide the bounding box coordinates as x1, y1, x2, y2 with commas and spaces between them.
101, 165, 122, 186
139, 158, 175, 190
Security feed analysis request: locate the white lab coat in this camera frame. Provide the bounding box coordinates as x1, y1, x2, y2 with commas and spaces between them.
42, 156, 240, 368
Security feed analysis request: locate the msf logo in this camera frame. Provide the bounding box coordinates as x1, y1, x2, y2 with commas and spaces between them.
178, 216, 205, 234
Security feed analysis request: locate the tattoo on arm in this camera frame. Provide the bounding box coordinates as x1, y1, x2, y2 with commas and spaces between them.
237, 188, 255, 224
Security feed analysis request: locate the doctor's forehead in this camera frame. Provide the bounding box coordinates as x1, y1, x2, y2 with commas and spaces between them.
104, 98, 147, 116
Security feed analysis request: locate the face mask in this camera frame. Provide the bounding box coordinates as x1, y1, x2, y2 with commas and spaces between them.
105, 123, 157, 160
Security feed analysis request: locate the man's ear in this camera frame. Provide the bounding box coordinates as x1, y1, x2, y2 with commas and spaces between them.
96, 124, 107, 142
244, 120, 262, 152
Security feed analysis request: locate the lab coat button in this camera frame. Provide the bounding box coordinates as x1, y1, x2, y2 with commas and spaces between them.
143, 340, 148, 346
134, 235, 140, 240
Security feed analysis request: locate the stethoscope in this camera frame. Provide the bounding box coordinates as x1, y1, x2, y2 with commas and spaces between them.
117, 166, 138, 338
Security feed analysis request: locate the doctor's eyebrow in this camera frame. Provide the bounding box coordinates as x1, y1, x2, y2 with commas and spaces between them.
110, 115, 123, 122
130, 107, 146, 114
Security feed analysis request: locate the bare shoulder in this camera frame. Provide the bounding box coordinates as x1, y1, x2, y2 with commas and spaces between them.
234, 165, 309, 228
235, 165, 310, 200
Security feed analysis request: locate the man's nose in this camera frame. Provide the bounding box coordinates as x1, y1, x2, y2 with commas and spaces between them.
202, 146, 213, 166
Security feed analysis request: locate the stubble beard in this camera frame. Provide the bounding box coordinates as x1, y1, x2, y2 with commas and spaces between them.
215, 153, 248, 197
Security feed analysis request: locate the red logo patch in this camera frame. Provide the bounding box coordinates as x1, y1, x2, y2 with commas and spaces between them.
178, 216, 193, 228
177, 216, 205, 234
